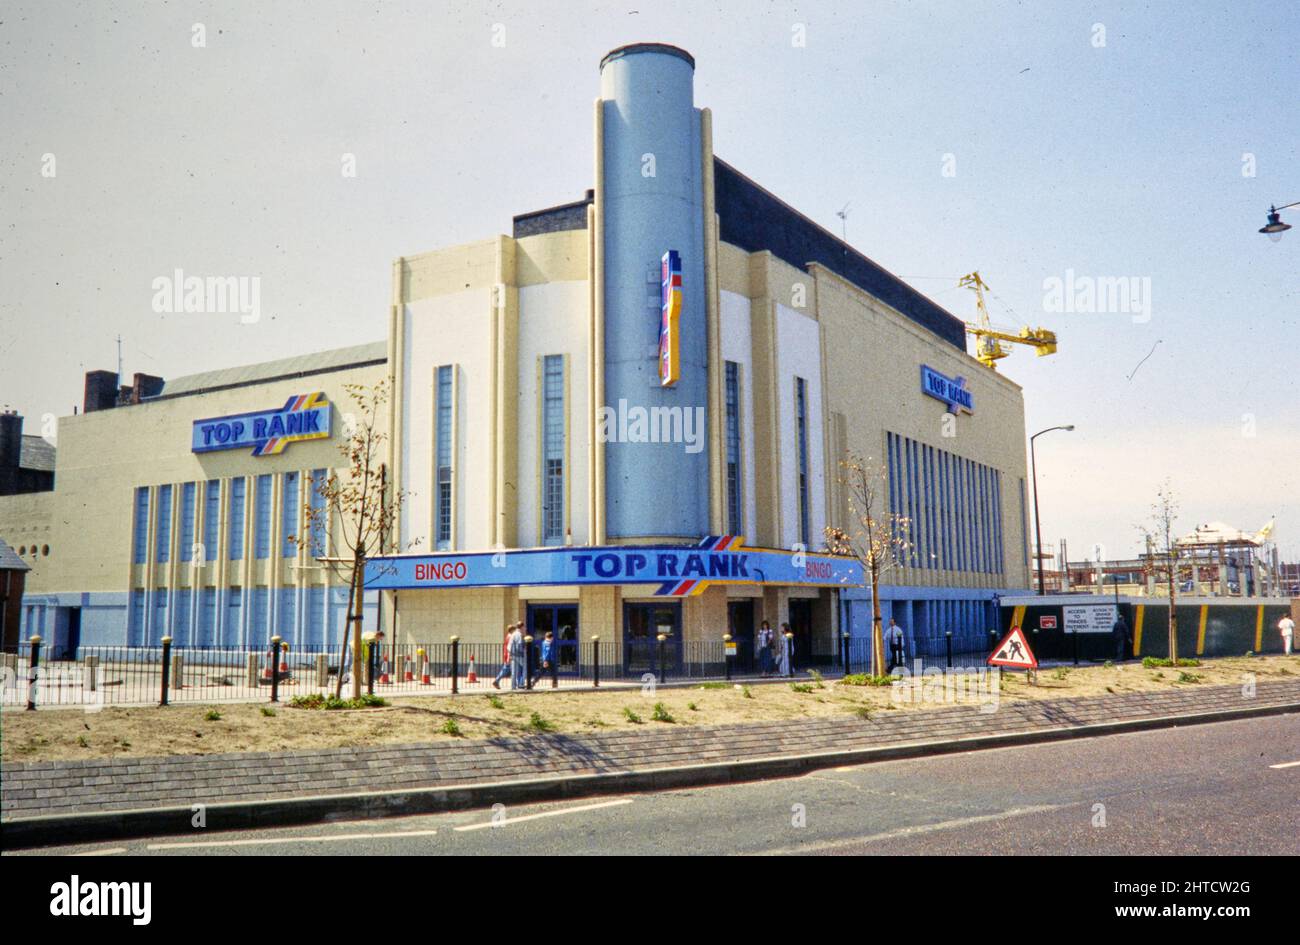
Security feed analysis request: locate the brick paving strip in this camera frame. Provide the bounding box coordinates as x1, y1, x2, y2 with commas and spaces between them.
3, 679, 1297, 848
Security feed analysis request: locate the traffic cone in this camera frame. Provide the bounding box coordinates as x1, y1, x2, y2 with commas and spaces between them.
467, 655, 478, 684
403, 653, 414, 682
379, 658, 390, 684
419, 649, 431, 685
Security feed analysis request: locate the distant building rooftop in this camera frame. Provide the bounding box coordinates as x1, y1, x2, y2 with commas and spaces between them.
19, 435, 55, 473
153, 341, 388, 401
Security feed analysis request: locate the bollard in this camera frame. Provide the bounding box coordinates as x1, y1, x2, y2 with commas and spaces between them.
450, 636, 460, 695
657, 633, 667, 684
159, 636, 173, 706
524, 636, 535, 690
724, 633, 733, 682
785, 632, 795, 678
841, 632, 850, 675
367, 642, 377, 696
1072, 629, 1080, 666
84, 654, 99, 692
27, 635, 42, 711
269, 635, 281, 703
591, 636, 600, 688
315, 653, 328, 689
946, 631, 953, 669
246, 652, 259, 689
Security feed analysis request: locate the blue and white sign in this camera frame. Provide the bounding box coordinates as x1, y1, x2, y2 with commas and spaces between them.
366, 536, 864, 597
192, 392, 332, 457
920, 365, 973, 415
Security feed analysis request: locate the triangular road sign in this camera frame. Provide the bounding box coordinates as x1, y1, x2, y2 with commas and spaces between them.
988, 626, 1038, 669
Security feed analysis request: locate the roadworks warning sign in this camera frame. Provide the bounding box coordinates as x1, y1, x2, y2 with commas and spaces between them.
988, 626, 1038, 669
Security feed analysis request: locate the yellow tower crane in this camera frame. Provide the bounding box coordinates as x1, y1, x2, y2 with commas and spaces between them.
958, 271, 1058, 370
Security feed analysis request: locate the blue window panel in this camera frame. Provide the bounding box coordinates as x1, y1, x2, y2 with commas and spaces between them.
435, 365, 453, 549
1019, 478, 1030, 575
924, 446, 935, 569
152, 592, 168, 644
542, 355, 565, 544
980, 465, 992, 574
179, 483, 196, 562
309, 469, 326, 553
129, 590, 146, 646
251, 587, 269, 641
795, 377, 811, 548
155, 485, 172, 564
203, 480, 220, 561
282, 472, 299, 558
174, 590, 192, 646
724, 361, 742, 536
938, 451, 949, 571
992, 470, 1002, 575
228, 478, 246, 560
198, 588, 217, 647
132, 487, 150, 564
308, 586, 326, 647
278, 588, 297, 642
908, 439, 920, 566
226, 590, 244, 646
254, 474, 272, 559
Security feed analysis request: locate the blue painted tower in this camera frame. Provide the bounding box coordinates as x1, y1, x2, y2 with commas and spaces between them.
599, 43, 710, 540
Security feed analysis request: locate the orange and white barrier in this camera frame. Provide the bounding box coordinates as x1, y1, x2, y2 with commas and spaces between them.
418, 648, 431, 684
466, 655, 478, 684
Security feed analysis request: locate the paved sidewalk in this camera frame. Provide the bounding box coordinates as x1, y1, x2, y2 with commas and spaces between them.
5, 679, 1297, 825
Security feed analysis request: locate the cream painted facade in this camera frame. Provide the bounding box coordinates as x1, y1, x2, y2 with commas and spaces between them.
0, 348, 388, 653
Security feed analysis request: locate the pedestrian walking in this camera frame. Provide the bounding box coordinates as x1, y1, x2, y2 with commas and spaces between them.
532, 630, 558, 688
1280, 614, 1296, 655
1111, 613, 1132, 662
757, 620, 774, 676
507, 622, 526, 690
492, 623, 513, 689
778, 622, 793, 676
886, 618, 905, 672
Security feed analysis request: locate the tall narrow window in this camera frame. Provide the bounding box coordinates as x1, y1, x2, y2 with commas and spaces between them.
282, 472, 299, 558
435, 365, 453, 549
1019, 477, 1030, 575
795, 377, 811, 548
309, 469, 326, 553
155, 484, 172, 564
254, 474, 272, 559
179, 482, 196, 562
203, 480, 220, 561
541, 355, 565, 544
725, 361, 743, 536
132, 487, 150, 564
228, 477, 246, 560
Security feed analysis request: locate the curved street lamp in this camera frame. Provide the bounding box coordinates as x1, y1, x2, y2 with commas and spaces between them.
1259, 201, 1299, 241
1030, 424, 1075, 595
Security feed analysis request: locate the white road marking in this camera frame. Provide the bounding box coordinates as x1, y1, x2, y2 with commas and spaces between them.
454, 798, 633, 831
146, 829, 438, 850
755, 803, 1067, 856
72, 847, 127, 856
1268, 760, 1300, 769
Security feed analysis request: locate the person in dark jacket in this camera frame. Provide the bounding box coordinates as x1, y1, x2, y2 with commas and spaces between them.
1111, 614, 1131, 662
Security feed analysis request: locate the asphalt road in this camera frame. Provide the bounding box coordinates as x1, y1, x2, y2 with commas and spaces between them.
10, 715, 1299, 856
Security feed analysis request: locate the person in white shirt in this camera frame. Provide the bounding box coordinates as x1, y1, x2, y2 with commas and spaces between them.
1280, 615, 1295, 656
886, 618, 905, 672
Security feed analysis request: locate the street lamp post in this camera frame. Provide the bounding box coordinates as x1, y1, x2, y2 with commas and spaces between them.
1259, 201, 1299, 241
1030, 425, 1075, 596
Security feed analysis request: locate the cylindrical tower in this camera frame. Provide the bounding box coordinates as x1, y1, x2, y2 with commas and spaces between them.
598, 43, 710, 540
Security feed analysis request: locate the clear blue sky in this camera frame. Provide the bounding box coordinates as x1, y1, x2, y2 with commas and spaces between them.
2, 0, 1297, 560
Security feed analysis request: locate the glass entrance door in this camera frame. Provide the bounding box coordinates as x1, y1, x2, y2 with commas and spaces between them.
527, 603, 579, 676
622, 601, 681, 676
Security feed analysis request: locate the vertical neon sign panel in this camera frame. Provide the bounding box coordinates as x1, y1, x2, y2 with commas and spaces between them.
659, 249, 682, 387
